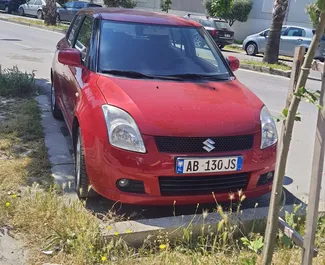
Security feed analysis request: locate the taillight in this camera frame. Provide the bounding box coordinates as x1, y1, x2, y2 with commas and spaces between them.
211, 30, 220, 37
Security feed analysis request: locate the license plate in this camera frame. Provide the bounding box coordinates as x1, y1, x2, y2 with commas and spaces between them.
176, 156, 243, 174
225, 34, 231, 38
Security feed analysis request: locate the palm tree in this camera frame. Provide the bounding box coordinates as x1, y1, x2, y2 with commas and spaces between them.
263, 0, 289, 64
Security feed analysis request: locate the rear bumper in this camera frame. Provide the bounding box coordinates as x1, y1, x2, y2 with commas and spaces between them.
215, 37, 234, 46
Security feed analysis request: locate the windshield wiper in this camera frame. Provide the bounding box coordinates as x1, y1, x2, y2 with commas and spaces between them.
101, 70, 155, 79
101, 70, 183, 81
165, 73, 230, 80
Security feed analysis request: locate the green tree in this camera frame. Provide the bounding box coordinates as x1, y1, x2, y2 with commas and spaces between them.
103, 0, 136, 8
262, 0, 289, 64
206, 0, 253, 26
307, 2, 321, 28
161, 0, 172, 13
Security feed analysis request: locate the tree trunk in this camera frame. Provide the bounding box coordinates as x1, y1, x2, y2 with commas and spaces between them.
261, 10, 325, 265
263, 0, 288, 64
43, 0, 57, 26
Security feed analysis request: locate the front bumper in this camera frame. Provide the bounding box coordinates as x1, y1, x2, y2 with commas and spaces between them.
84, 133, 276, 206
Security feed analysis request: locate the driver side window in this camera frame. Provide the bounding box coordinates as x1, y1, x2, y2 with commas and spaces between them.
74, 16, 94, 64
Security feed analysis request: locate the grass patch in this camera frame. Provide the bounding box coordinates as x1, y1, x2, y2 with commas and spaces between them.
7, 17, 69, 31
241, 59, 292, 71
224, 44, 243, 52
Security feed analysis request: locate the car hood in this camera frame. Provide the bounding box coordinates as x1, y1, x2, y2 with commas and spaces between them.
96, 76, 263, 137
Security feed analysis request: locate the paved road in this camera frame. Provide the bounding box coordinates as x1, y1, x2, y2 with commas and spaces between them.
1, 20, 324, 213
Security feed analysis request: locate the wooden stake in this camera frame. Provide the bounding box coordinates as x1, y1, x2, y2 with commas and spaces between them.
301, 61, 325, 265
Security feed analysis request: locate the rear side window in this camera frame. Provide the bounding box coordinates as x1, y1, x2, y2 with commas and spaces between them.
34, 0, 42, 5
88, 3, 101, 7
67, 15, 83, 46
74, 2, 86, 8
64, 2, 74, 8
74, 16, 94, 62
199, 19, 215, 28
286, 27, 305, 37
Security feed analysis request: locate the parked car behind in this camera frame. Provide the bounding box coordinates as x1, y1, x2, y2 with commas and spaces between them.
18, 0, 61, 19
243, 26, 313, 57
185, 14, 234, 49
57, 1, 101, 22
51, 8, 277, 205
0, 0, 25, 13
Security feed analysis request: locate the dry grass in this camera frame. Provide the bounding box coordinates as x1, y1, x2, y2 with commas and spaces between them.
7, 17, 69, 31
242, 59, 292, 71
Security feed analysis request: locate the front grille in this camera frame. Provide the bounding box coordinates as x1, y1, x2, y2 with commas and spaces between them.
159, 173, 249, 196
155, 135, 254, 153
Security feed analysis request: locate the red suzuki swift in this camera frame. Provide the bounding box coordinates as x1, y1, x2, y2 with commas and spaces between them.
51, 8, 277, 205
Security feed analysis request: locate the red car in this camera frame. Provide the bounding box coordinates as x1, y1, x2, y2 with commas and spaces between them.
51, 8, 277, 205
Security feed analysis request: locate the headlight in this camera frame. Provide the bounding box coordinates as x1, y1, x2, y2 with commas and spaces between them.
260, 106, 278, 149
101, 105, 146, 153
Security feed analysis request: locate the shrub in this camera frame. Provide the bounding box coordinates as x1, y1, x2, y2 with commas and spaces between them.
0, 66, 37, 98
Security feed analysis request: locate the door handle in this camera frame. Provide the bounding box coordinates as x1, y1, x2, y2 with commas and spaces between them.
298, 38, 303, 41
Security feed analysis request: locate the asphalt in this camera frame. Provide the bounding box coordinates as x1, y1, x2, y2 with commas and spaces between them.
0, 19, 324, 218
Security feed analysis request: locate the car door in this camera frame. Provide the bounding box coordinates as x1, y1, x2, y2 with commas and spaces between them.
65, 15, 94, 127
32, 0, 42, 16
24, 0, 35, 15
68, 1, 85, 21
56, 14, 83, 126
257, 26, 287, 54
280, 27, 307, 56
59, 1, 73, 21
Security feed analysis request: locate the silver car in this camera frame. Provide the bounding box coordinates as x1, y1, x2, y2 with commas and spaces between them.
18, 0, 61, 19
243, 26, 313, 57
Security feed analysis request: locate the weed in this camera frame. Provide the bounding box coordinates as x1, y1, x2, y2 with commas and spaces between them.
0, 66, 37, 97
242, 60, 292, 71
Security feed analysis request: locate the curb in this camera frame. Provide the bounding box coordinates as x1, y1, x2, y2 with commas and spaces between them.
100, 204, 306, 247
240, 63, 291, 78
0, 17, 66, 34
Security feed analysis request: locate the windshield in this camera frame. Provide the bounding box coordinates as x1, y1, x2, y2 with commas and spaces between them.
98, 21, 230, 79
214, 20, 232, 31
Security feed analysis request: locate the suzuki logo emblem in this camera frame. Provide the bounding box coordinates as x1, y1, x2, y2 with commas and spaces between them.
203, 138, 215, 152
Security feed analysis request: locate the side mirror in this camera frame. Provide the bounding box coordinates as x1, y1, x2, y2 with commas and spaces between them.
58, 48, 82, 67
227, 56, 240, 72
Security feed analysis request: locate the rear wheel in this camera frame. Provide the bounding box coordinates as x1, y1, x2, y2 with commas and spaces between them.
50, 82, 63, 120
56, 14, 61, 24
74, 128, 97, 199
18, 7, 25, 16
245, 42, 258, 56
4, 5, 11, 14
37, 10, 43, 19
218, 44, 225, 50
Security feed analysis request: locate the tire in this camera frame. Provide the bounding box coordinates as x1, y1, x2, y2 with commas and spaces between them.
37, 10, 43, 20
18, 7, 25, 16
218, 44, 225, 50
194, 33, 205, 48
245, 42, 258, 56
74, 128, 97, 199
56, 14, 61, 24
4, 5, 11, 14
50, 82, 63, 120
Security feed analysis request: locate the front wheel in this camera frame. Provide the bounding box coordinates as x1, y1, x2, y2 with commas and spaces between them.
56, 14, 61, 24
74, 128, 97, 199
245, 42, 258, 56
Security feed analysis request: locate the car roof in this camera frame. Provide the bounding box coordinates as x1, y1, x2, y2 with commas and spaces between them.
185, 14, 227, 22
77, 8, 202, 27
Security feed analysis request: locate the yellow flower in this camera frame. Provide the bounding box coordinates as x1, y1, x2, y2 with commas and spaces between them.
101, 256, 107, 262
114, 232, 119, 236
126, 229, 131, 234
12, 194, 17, 199
106, 226, 111, 230
159, 244, 167, 250
5, 202, 10, 207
